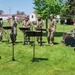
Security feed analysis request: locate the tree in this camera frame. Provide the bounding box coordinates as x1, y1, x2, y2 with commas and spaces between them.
64, 0, 75, 19
60, 0, 75, 24
33, 0, 63, 32
0, 10, 4, 14
33, 0, 62, 19
16, 10, 25, 15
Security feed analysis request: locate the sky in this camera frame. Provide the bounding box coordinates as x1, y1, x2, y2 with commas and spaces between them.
0, 0, 34, 15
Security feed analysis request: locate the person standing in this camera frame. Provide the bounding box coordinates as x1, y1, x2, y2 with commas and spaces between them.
34, 15, 44, 43
47, 14, 57, 45
9, 15, 17, 44
0, 18, 3, 41
22, 15, 32, 45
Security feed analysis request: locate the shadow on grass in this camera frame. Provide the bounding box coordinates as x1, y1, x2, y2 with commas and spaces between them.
2, 40, 8, 42
54, 42, 59, 45
2, 40, 23, 44
55, 32, 63, 37
31, 58, 48, 62
15, 41, 23, 44
42, 32, 63, 37
45, 42, 59, 46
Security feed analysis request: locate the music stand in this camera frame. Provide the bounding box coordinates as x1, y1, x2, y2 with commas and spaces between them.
3, 26, 11, 43
19, 27, 30, 45
36, 28, 46, 46
11, 26, 16, 61
19, 27, 30, 31
3, 26, 16, 61
26, 31, 41, 62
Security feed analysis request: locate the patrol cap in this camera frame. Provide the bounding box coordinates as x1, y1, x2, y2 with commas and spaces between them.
24, 15, 29, 18
50, 14, 54, 17
12, 14, 15, 17
37, 14, 41, 18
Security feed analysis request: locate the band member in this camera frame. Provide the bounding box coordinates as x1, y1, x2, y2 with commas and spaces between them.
9, 15, 17, 44
34, 15, 44, 42
47, 14, 56, 44
0, 18, 3, 41
22, 15, 32, 45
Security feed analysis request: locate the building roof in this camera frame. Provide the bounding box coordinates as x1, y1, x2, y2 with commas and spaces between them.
15, 15, 25, 18
0, 14, 10, 17
0, 14, 25, 19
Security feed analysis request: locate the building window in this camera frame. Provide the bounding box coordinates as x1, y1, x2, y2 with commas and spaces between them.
32, 15, 33, 18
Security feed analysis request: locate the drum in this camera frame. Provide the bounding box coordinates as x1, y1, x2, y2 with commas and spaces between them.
65, 36, 75, 47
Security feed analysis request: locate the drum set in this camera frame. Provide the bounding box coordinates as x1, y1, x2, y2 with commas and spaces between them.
63, 30, 75, 47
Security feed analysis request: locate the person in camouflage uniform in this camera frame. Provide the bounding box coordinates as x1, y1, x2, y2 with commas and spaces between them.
9, 15, 17, 44
34, 15, 44, 43
47, 14, 57, 45
22, 15, 32, 45
0, 18, 3, 41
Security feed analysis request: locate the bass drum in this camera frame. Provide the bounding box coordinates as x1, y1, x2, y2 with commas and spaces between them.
65, 36, 75, 47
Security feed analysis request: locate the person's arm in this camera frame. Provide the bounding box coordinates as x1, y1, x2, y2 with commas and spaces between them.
26, 21, 30, 28
53, 19, 57, 30
40, 20, 44, 27
34, 21, 38, 29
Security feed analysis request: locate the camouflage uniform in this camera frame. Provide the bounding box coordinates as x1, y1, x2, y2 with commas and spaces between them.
34, 15, 43, 42
9, 15, 17, 43
47, 14, 56, 44
0, 19, 3, 41
22, 15, 31, 44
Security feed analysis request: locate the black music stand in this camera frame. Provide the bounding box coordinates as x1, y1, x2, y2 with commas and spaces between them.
26, 31, 41, 62
3, 26, 11, 43
3, 26, 16, 61
36, 28, 46, 46
19, 27, 30, 45
11, 26, 16, 61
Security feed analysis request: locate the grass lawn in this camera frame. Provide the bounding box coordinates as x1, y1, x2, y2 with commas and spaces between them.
0, 22, 75, 75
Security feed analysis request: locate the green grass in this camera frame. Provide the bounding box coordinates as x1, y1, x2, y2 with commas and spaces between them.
0, 22, 75, 75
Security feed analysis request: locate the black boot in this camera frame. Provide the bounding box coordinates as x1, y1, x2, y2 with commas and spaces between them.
47, 37, 50, 44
